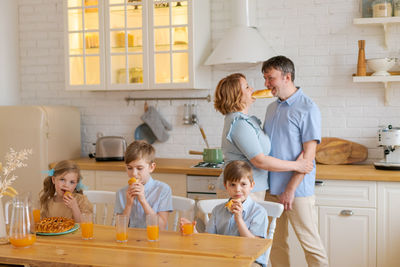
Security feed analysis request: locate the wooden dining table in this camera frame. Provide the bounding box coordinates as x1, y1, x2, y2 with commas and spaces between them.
0, 224, 272, 267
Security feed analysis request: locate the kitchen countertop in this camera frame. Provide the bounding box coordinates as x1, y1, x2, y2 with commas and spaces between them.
55, 158, 400, 182
51, 158, 222, 176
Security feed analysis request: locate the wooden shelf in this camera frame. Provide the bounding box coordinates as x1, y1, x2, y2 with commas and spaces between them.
353, 75, 400, 105
353, 17, 400, 25
353, 17, 400, 48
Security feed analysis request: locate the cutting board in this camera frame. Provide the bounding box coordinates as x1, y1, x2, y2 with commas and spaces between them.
316, 137, 368, 165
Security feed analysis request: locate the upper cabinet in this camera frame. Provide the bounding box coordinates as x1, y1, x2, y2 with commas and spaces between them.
64, 0, 211, 91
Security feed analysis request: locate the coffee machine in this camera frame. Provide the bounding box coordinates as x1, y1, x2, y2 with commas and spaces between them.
374, 125, 400, 170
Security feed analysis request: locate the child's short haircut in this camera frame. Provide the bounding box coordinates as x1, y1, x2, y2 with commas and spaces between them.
125, 140, 156, 164
223, 160, 254, 184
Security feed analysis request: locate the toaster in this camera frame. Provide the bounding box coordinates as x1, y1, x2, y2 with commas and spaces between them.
95, 136, 127, 161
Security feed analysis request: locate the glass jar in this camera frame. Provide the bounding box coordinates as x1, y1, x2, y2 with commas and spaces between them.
394, 0, 400, 16
372, 0, 393, 17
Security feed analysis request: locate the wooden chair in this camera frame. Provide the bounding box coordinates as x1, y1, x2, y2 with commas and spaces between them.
83, 190, 116, 225
257, 200, 284, 266
171, 195, 195, 231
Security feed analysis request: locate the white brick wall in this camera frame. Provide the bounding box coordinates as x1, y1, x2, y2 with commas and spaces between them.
18, 0, 400, 163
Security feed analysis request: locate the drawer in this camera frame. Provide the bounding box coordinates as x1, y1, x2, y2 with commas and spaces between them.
187, 175, 218, 193
315, 179, 376, 208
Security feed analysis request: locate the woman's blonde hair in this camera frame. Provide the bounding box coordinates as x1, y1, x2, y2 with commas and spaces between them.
39, 160, 82, 213
214, 73, 246, 115
223, 160, 254, 185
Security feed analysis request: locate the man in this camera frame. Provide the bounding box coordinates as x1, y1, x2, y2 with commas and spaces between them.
262, 56, 329, 267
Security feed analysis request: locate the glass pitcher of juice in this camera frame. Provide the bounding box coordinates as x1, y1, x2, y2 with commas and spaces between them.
7, 195, 36, 248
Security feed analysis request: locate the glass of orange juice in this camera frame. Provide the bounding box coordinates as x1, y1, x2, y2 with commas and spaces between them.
80, 213, 94, 240
146, 214, 159, 242
32, 200, 41, 224
180, 209, 195, 236
116, 214, 128, 242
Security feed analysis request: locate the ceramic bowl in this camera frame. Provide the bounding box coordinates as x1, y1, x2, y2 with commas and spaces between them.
367, 58, 397, 76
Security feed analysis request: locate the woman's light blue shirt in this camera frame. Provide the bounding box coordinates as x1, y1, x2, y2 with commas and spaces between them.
220, 112, 271, 192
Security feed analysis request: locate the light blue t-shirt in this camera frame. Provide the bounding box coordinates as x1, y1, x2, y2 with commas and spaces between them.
220, 112, 271, 192
114, 176, 173, 228
206, 197, 268, 266
263, 88, 321, 197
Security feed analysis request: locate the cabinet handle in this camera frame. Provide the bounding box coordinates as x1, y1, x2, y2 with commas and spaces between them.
340, 210, 353, 216
208, 184, 215, 190
315, 180, 324, 186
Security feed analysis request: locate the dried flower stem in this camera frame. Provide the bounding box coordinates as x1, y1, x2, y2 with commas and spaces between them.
0, 148, 32, 199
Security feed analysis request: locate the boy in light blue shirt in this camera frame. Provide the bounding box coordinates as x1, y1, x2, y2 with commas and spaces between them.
114, 140, 172, 230
181, 160, 268, 266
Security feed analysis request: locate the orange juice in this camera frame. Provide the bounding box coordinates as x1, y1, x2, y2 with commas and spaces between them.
9, 234, 36, 248
81, 222, 94, 239
182, 223, 194, 235
146, 225, 159, 241
32, 209, 41, 223
116, 232, 128, 242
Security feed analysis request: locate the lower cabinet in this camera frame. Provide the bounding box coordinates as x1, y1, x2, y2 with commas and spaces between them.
319, 206, 376, 267
377, 182, 400, 267
288, 179, 377, 267
81, 170, 186, 197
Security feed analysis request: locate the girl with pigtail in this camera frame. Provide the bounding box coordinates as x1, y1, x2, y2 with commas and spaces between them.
39, 160, 92, 222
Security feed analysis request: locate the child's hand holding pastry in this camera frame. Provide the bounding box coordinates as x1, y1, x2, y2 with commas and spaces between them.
130, 182, 145, 202
231, 199, 243, 217
63, 191, 79, 210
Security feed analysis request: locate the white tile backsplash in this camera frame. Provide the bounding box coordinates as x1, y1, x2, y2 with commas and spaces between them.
17, 0, 400, 163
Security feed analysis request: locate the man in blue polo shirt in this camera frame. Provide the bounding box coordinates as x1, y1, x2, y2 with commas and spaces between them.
262, 56, 329, 267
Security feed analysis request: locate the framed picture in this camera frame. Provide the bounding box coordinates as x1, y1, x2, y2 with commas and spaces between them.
361, 0, 374, 18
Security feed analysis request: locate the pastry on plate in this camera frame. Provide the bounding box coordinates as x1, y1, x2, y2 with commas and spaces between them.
36, 217, 75, 233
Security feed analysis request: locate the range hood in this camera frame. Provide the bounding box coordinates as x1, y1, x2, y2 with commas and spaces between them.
205, 0, 275, 66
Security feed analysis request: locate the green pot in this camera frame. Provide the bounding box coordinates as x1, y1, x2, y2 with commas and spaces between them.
203, 148, 223, 163
189, 148, 223, 163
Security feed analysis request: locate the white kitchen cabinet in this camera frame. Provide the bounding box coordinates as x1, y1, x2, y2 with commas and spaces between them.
81, 170, 96, 190
64, 0, 210, 91
95, 170, 127, 191
319, 206, 376, 267
152, 173, 186, 197
317, 180, 377, 267
288, 180, 377, 267
80, 170, 186, 197
377, 182, 400, 267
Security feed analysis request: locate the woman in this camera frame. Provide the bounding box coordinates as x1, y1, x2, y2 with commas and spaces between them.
214, 73, 313, 201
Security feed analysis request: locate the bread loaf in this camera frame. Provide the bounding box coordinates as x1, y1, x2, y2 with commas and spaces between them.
251, 89, 273, 99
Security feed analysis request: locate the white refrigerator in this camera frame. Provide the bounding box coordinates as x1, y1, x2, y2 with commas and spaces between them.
0, 105, 81, 201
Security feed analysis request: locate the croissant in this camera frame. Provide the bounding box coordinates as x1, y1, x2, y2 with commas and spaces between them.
36, 217, 75, 233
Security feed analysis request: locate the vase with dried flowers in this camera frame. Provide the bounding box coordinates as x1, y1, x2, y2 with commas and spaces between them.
0, 148, 32, 244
